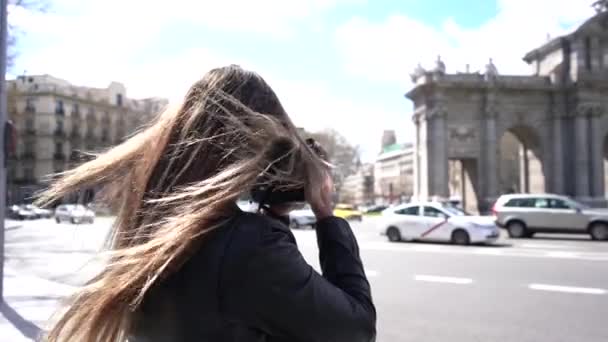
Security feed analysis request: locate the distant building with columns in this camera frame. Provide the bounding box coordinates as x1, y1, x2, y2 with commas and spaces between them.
406, 10, 608, 213
374, 141, 414, 205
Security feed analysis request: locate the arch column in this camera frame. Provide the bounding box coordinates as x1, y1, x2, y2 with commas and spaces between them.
483, 114, 499, 200
590, 106, 605, 201
429, 109, 449, 198
552, 115, 565, 194
574, 105, 590, 199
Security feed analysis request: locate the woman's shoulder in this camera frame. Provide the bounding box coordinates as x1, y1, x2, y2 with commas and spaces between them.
229, 210, 294, 247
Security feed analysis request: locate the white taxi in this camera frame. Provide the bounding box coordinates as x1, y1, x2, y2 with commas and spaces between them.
380, 202, 500, 245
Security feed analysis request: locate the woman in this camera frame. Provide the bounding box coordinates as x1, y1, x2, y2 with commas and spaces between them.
38, 65, 376, 342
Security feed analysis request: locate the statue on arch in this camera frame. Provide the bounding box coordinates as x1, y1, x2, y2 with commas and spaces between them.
485, 58, 499, 80
434, 55, 446, 74
410, 63, 426, 82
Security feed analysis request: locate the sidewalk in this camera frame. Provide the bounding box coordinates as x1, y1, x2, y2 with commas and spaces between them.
1, 267, 77, 341
1, 219, 92, 342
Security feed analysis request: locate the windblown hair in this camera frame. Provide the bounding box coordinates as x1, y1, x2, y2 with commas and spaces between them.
36, 65, 327, 342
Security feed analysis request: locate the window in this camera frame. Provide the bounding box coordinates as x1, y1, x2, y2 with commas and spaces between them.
116, 94, 123, 106
534, 198, 549, 208
549, 199, 572, 209
424, 206, 448, 218
395, 206, 419, 216
56, 120, 64, 132
55, 142, 63, 154
73, 103, 80, 115
25, 98, 35, 112
505, 198, 536, 208
55, 100, 65, 115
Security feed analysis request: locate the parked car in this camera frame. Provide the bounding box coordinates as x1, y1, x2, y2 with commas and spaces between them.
55, 204, 96, 224
288, 205, 316, 229
23, 204, 53, 219
333, 203, 363, 221
493, 193, 608, 240
7, 204, 38, 220
380, 202, 500, 245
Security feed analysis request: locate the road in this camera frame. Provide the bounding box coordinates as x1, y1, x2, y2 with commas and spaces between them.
2, 217, 608, 341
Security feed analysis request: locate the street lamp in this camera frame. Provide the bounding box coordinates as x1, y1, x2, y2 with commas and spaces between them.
0, 0, 8, 298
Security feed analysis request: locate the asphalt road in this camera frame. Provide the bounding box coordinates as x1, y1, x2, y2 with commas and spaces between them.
3, 217, 608, 342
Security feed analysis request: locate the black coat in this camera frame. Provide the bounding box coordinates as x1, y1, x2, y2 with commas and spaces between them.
129, 210, 376, 342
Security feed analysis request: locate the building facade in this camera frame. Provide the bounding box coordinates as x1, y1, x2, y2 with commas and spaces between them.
374, 143, 414, 204
7, 74, 168, 204
339, 163, 374, 206
406, 10, 608, 213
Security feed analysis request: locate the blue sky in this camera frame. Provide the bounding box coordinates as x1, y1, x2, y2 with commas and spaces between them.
9, 0, 596, 161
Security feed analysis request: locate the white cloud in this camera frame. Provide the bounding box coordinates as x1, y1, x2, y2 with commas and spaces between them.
335, 0, 596, 88
6, 0, 398, 162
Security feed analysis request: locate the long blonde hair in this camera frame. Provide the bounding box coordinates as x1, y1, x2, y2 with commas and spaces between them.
36, 65, 327, 341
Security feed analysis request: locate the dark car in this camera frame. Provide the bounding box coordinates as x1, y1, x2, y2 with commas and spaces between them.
7, 205, 38, 220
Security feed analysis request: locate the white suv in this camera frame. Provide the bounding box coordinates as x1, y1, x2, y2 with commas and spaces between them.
55, 204, 96, 224
493, 194, 608, 240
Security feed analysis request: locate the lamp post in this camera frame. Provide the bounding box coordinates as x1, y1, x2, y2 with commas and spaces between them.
0, 0, 8, 298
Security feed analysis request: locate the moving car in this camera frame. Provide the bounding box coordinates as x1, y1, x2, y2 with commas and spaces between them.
23, 204, 53, 219
363, 205, 388, 217
7, 204, 38, 220
333, 203, 363, 221
55, 204, 96, 224
493, 194, 608, 240
380, 202, 500, 245
289, 205, 316, 229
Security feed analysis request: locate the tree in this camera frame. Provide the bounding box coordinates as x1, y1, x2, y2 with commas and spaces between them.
7, 0, 47, 70
304, 128, 361, 196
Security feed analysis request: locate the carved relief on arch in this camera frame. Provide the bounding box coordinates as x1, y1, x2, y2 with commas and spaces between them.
449, 125, 477, 142
575, 103, 603, 117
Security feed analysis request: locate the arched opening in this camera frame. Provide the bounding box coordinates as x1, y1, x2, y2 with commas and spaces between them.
499, 126, 546, 194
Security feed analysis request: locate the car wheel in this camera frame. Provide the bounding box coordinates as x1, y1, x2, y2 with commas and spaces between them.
507, 221, 527, 238
386, 226, 401, 242
589, 222, 608, 241
451, 229, 470, 246
70, 217, 78, 224
55, 217, 60, 224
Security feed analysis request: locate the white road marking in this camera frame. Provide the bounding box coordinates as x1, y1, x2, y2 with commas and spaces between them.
358, 241, 608, 261
545, 251, 578, 258
528, 284, 606, 295
414, 275, 473, 284
520, 243, 581, 249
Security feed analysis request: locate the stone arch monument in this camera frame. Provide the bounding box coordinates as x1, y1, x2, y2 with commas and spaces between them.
406, 10, 608, 212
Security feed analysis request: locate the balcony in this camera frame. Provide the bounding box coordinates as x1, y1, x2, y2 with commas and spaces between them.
54, 129, 66, 138
25, 105, 36, 113
55, 107, 65, 116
